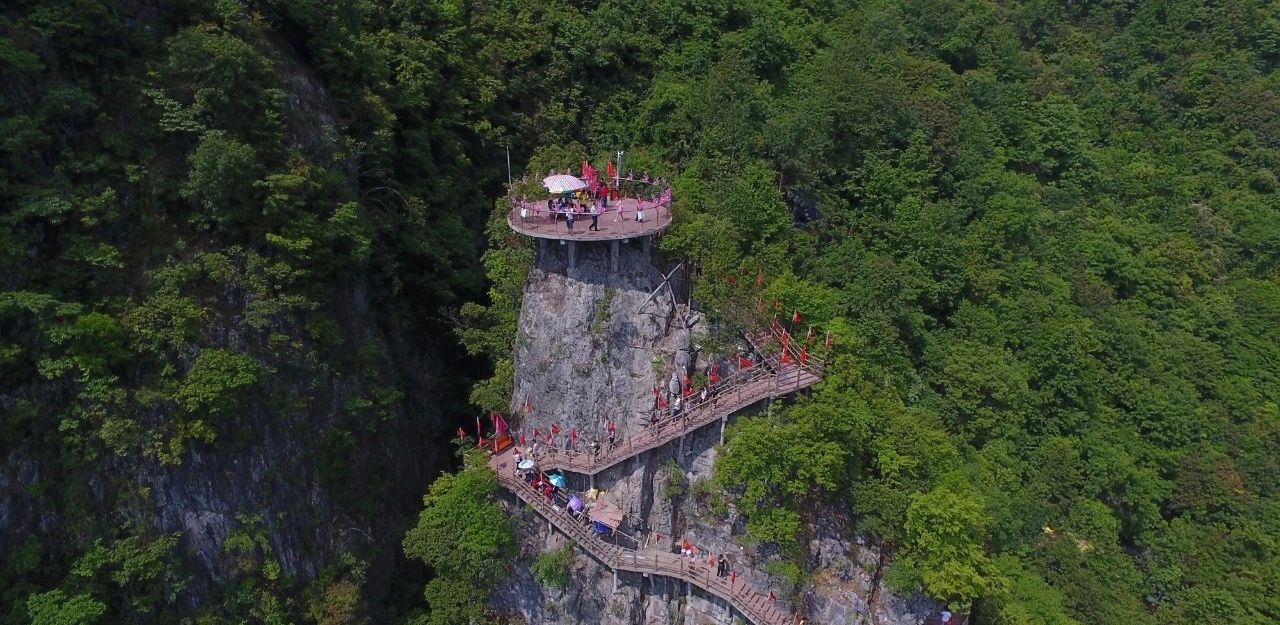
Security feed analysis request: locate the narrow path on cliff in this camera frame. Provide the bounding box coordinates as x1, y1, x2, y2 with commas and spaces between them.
533, 326, 824, 476
490, 447, 796, 625
488, 326, 824, 625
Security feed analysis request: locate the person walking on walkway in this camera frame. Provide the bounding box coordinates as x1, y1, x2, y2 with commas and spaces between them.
589, 201, 600, 231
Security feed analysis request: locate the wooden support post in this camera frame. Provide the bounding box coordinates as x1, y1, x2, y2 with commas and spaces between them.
642, 235, 651, 257
613, 568, 618, 594
719, 414, 727, 446
568, 240, 577, 268
678, 433, 685, 459
610, 239, 620, 272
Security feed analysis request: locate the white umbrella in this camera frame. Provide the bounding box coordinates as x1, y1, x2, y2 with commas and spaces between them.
543, 174, 588, 194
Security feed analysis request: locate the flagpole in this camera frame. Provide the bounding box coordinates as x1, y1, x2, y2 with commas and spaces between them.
616, 150, 624, 188
506, 146, 512, 185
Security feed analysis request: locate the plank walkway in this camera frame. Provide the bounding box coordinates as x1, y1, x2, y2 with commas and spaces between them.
489, 330, 825, 625
491, 447, 795, 625
534, 363, 821, 475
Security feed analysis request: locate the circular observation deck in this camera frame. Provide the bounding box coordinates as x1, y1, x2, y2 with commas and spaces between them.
507, 198, 672, 241
506, 174, 673, 241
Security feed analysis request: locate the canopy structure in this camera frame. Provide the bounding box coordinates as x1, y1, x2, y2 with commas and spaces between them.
588, 496, 625, 529
543, 174, 587, 194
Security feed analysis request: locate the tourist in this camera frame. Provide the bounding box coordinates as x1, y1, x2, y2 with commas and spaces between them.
635, 201, 645, 223
589, 201, 600, 231
717, 554, 727, 577
590, 439, 601, 456
566, 207, 575, 231
681, 539, 693, 558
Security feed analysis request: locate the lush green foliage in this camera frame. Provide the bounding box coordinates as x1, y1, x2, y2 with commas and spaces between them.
2, 0, 522, 622
7, 0, 1280, 623
403, 451, 515, 625
531, 543, 575, 589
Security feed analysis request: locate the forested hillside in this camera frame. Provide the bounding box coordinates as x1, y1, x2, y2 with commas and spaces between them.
4, 0, 1280, 624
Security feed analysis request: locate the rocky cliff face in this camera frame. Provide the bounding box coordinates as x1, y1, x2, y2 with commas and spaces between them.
0, 26, 457, 616
496, 237, 936, 624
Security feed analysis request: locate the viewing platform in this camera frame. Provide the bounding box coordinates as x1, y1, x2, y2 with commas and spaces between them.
507, 196, 673, 241
506, 169, 674, 245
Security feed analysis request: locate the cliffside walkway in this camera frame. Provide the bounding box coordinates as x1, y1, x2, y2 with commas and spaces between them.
487, 327, 825, 625
534, 358, 821, 476
490, 448, 795, 625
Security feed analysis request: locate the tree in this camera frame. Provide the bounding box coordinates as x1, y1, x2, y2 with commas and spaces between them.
26, 590, 105, 625
897, 484, 996, 606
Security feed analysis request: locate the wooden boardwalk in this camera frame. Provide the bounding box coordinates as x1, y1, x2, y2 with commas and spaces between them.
535, 363, 821, 475
491, 447, 795, 625
489, 329, 825, 625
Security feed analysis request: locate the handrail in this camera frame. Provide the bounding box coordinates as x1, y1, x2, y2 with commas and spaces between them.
493, 455, 794, 625
532, 363, 819, 476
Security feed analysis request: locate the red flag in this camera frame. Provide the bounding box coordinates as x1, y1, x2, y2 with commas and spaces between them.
825, 331, 833, 350
709, 362, 719, 386
731, 570, 737, 585
792, 310, 801, 324
607, 421, 616, 434
524, 397, 532, 414
769, 591, 776, 603
738, 355, 752, 369
490, 411, 509, 436
756, 269, 764, 289
800, 347, 808, 365
551, 423, 560, 436
781, 330, 790, 352
781, 349, 793, 365
653, 385, 660, 398
570, 429, 578, 445
519, 432, 527, 446
582, 160, 591, 179
709, 556, 716, 568
657, 395, 669, 410
534, 427, 541, 440
806, 326, 814, 344
456, 427, 466, 439
607, 160, 617, 179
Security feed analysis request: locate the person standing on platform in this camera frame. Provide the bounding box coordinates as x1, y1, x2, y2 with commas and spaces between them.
589, 201, 600, 231
565, 204, 575, 231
